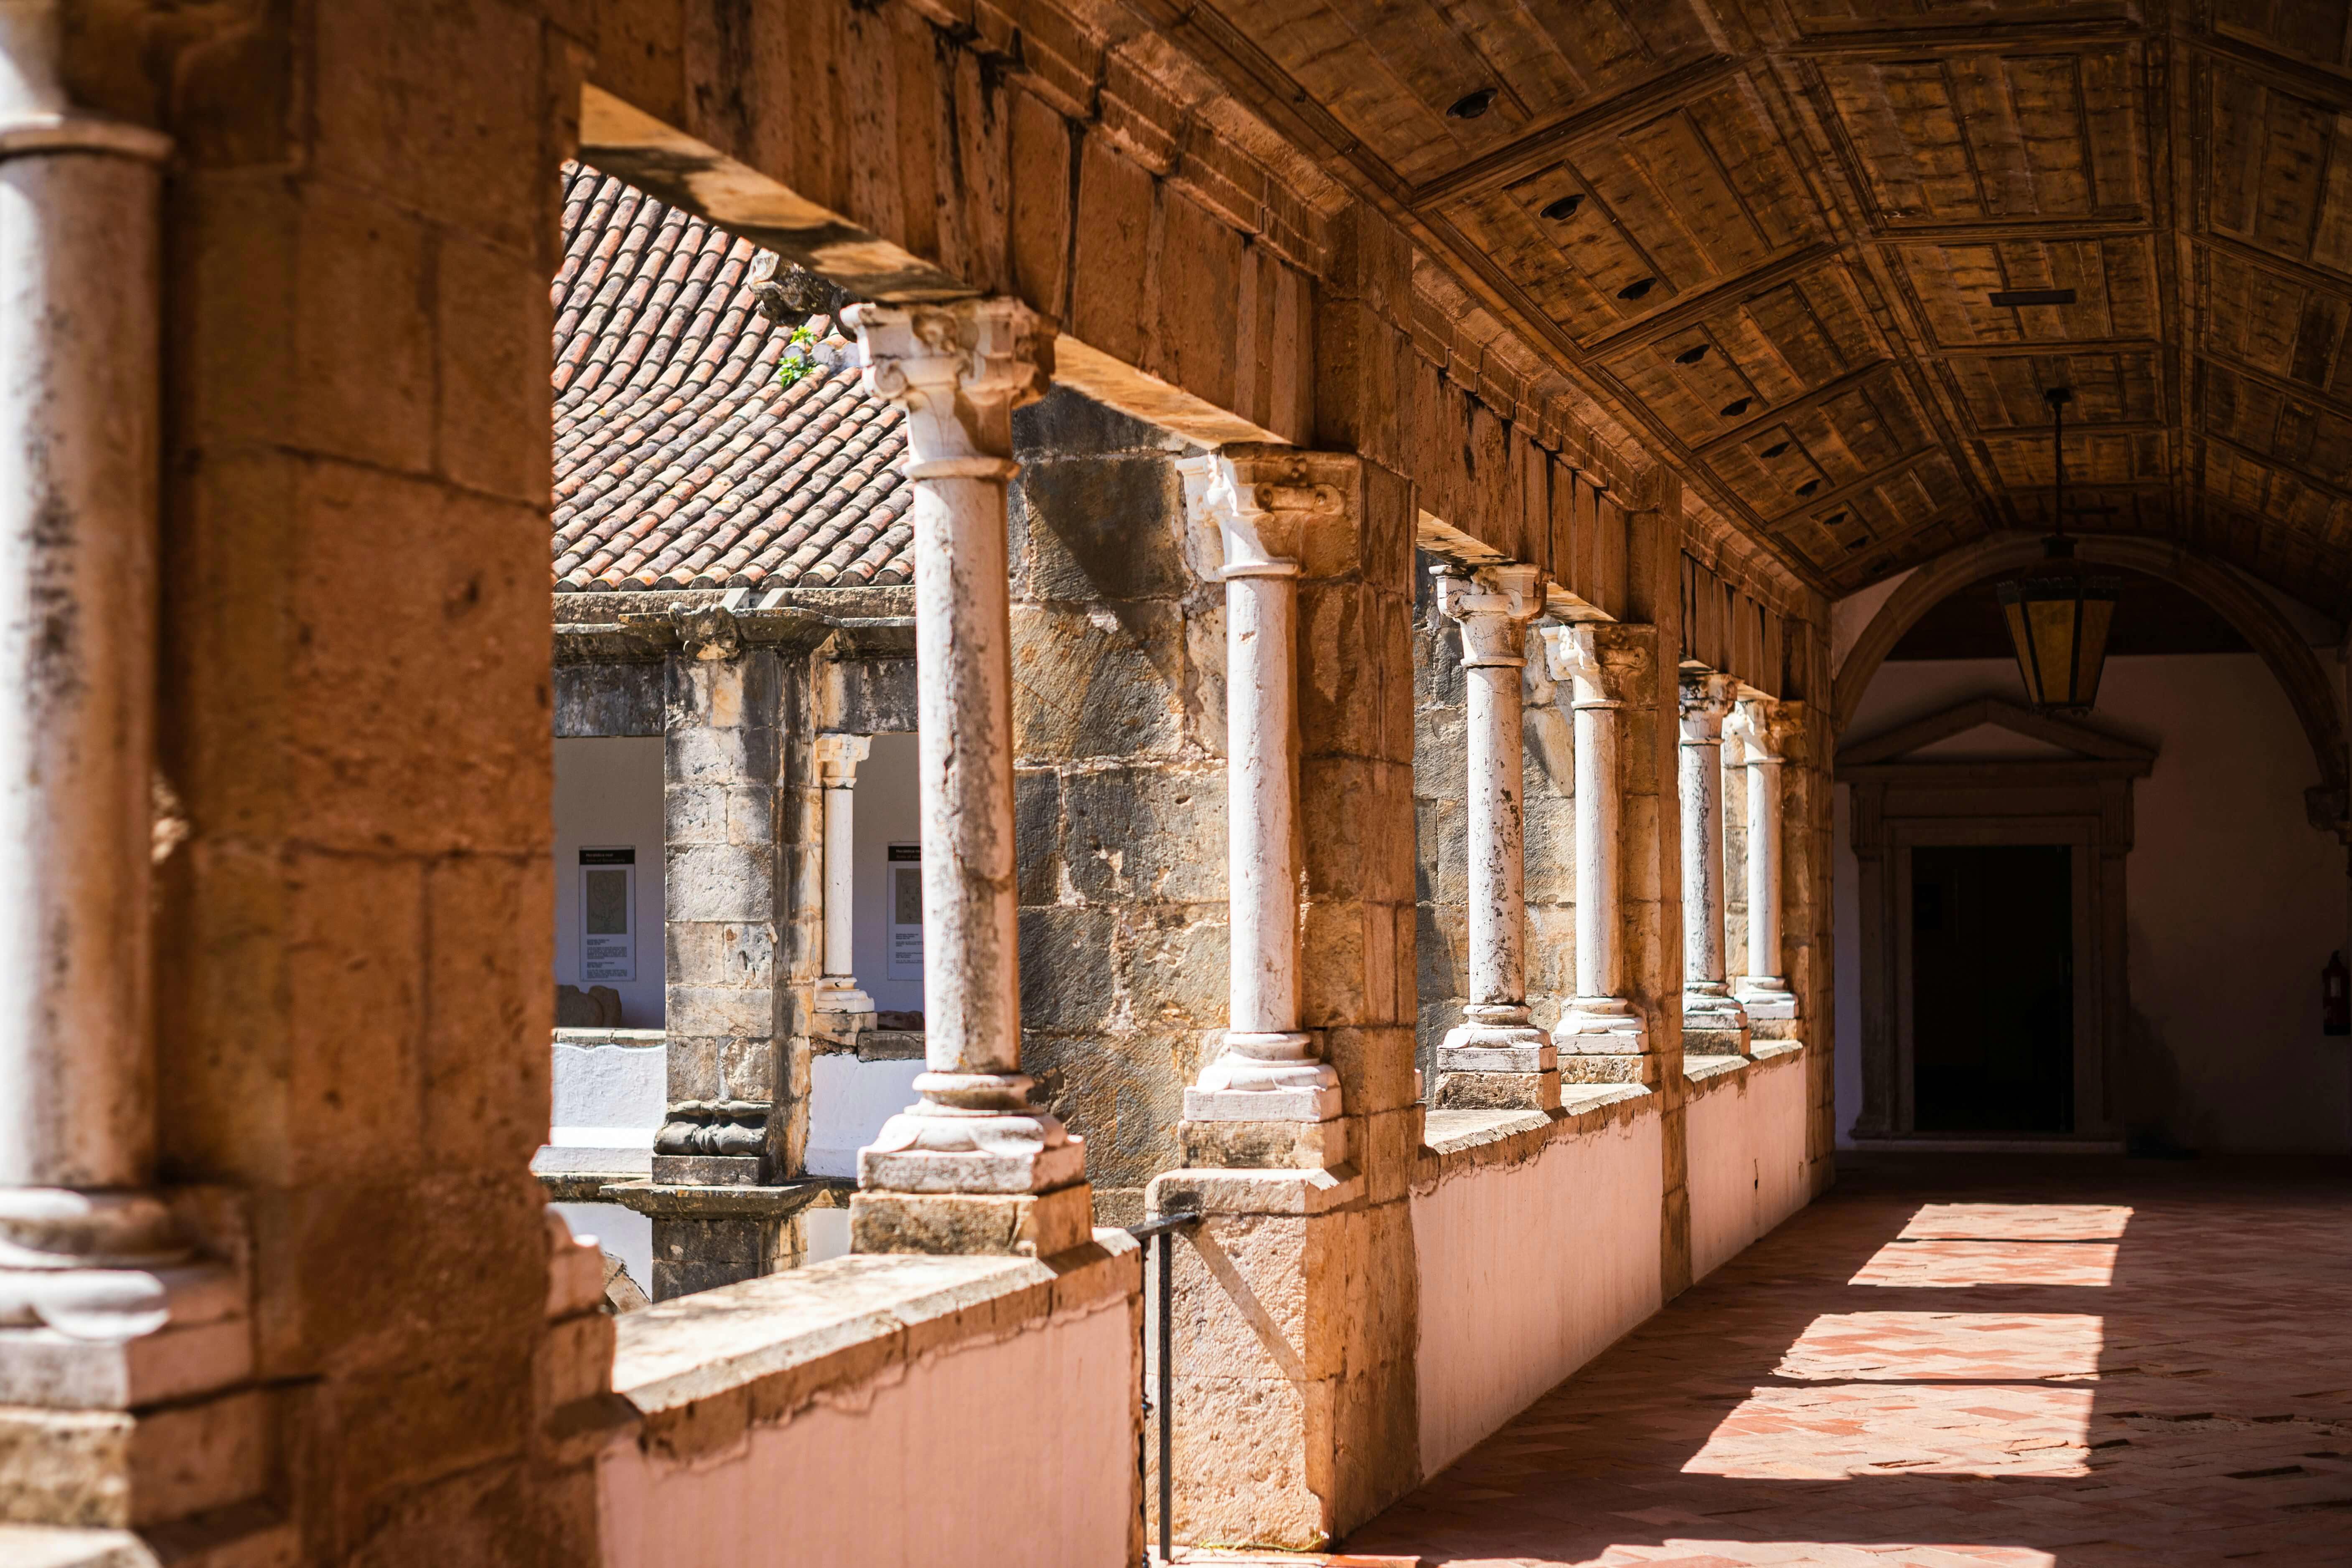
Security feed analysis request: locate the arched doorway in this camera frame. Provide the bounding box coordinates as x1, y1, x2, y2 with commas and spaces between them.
1832, 541, 2351, 1154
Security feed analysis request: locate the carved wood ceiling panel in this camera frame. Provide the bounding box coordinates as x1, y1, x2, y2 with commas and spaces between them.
1167, 0, 2352, 613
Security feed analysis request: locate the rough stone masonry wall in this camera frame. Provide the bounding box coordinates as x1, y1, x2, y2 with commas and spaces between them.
98, 2, 607, 1560
1007, 389, 1225, 1222
1410, 560, 1579, 1080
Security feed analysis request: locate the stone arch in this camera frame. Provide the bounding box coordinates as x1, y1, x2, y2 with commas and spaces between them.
1832, 534, 2349, 824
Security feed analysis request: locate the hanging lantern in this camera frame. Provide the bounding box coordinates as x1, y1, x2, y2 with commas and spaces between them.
1998, 388, 2123, 714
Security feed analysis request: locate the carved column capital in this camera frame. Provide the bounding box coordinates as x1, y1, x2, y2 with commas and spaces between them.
1541, 622, 1652, 709
1437, 562, 1544, 667
811, 732, 872, 785
1678, 671, 1737, 744
1726, 696, 1799, 765
844, 298, 1053, 474
1180, 445, 1355, 578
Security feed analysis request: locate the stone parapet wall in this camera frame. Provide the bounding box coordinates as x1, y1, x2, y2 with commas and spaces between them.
1685, 1045, 1812, 1284
598, 1234, 1141, 1568
1411, 1090, 1665, 1475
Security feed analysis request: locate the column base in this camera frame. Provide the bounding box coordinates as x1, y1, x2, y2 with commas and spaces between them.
811, 983, 875, 1017
849, 1182, 1093, 1259
1683, 987, 1752, 1057
1735, 977, 1798, 1022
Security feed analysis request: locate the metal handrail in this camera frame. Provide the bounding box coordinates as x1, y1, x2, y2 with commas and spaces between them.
1125, 1210, 1200, 1565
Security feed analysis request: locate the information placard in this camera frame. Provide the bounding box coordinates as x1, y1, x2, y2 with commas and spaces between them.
580, 846, 636, 983
887, 843, 923, 979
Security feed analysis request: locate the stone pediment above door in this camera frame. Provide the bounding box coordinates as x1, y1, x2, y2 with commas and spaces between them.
1837, 698, 2156, 781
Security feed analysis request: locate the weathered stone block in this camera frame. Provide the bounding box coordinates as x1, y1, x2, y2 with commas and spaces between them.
663, 986, 775, 1041
1013, 768, 1064, 904
1117, 909, 1228, 1028
663, 844, 777, 923
1011, 601, 1187, 760
422, 854, 547, 1170
664, 920, 775, 989
1018, 906, 1118, 1031
1015, 454, 1186, 602
1062, 767, 1227, 903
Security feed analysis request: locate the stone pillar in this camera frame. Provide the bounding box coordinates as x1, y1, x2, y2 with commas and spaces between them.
811, 732, 875, 1020
1180, 447, 1346, 1169
1544, 623, 1651, 1075
657, 621, 784, 1194
1729, 698, 1797, 1024
844, 298, 1091, 1259
1152, 446, 1419, 1551
1679, 671, 1749, 1055
0, 5, 189, 1341
1432, 564, 1556, 1110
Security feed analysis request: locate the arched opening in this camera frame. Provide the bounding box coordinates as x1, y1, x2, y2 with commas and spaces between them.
1831, 538, 2351, 1157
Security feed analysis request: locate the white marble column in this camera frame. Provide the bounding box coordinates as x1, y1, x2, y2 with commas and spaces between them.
811, 733, 875, 1017
0, 3, 187, 1340
1434, 564, 1557, 1109
1729, 699, 1796, 1022
1180, 447, 1345, 1165
844, 299, 1087, 1253
1544, 624, 1648, 1052
1679, 671, 1749, 1045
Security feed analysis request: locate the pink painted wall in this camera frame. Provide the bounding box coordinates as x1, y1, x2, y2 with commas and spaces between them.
1835, 653, 2352, 1153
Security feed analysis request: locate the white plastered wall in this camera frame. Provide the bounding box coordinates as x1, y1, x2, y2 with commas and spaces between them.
851, 731, 923, 1017
1411, 1109, 1665, 1475
1835, 653, 2352, 1151
552, 736, 665, 1026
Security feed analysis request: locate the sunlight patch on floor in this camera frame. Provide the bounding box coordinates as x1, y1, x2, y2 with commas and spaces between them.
1774, 1311, 2106, 1382
1683, 1381, 2096, 1479
1898, 1203, 2134, 1241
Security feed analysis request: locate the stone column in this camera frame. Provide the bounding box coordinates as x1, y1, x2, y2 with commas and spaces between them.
1180, 447, 1348, 1168
811, 733, 875, 1020
1679, 671, 1749, 1055
0, 3, 188, 1342
1729, 698, 1797, 1024
1151, 447, 1419, 1550
844, 298, 1091, 1258
1433, 564, 1556, 1110
1543, 623, 1650, 1072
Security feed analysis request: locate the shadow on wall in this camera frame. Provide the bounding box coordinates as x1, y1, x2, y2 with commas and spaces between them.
2121, 1001, 2194, 1158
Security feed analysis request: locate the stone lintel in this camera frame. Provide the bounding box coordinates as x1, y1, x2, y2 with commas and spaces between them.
611, 1232, 1141, 1462
600, 1181, 837, 1221
1146, 1165, 1365, 1219
649, 1153, 765, 1187
848, 1183, 1094, 1259
1558, 1053, 1650, 1085
857, 1137, 1087, 1195
1178, 1115, 1352, 1171
1432, 1069, 1563, 1112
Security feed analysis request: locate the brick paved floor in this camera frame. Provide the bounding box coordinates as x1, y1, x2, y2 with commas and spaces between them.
1349, 1155, 2352, 1567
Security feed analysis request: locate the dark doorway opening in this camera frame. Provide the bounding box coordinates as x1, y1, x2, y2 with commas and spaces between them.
1911, 844, 2073, 1132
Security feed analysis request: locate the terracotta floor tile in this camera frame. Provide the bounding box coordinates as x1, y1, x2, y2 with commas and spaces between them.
1348, 1156, 2352, 1568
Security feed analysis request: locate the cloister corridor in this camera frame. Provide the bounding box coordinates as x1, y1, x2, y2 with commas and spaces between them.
1317, 1156, 2352, 1568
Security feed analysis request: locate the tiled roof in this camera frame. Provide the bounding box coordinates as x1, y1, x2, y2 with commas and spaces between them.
551, 163, 912, 592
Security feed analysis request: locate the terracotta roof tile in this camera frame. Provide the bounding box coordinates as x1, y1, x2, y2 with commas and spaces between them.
551, 163, 912, 592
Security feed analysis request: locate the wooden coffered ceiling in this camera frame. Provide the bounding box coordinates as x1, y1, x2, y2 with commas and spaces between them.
1141, 0, 2352, 616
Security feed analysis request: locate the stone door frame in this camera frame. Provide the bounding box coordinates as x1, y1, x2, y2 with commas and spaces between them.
1840, 698, 2155, 1145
